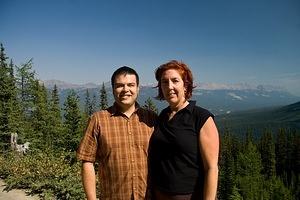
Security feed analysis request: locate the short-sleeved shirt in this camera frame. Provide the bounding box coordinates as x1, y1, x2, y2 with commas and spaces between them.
148, 101, 213, 196
77, 103, 157, 200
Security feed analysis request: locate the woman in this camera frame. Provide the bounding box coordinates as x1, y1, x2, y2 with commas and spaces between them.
149, 60, 219, 200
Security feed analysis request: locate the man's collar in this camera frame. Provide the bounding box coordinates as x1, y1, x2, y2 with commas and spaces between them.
110, 102, 140, 116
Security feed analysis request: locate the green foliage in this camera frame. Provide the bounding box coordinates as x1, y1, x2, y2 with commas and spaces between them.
267, 177, 293, 200
0, 151, 84, 200
235, 141, 267, 199
0, 44, 24, 151
84, 89, 96, 116
30, 81, 50, 149
219, 132, 236, 200
143, 97, 158, 114
229, 186, 243, 200
48, 84, 64, 149
63, 90, 82, 152
99, 82, 108, 110
1, 43, 298, 199
259, 129, 276, 179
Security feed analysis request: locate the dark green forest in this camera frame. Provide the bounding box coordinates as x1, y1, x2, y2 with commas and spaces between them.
0, 43, 299, 199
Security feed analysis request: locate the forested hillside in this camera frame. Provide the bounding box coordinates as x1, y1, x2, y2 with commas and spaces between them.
0, 43, 299, 199
216, 101, 300, 136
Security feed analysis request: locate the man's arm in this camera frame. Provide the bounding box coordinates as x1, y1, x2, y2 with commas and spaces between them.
199, 117, 219, 200
82, 161, 97, 200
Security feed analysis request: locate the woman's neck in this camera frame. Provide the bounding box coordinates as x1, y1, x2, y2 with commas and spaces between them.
169, 100, 189, 112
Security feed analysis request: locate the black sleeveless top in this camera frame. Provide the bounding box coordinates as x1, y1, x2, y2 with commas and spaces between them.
148, 101, 213, 195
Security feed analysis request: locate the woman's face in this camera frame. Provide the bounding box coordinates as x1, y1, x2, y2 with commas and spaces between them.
160, 69, 186, 107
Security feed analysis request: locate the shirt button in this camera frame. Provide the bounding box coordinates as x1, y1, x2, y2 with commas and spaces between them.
129, 131, 132, 135
133, 187, 136, 190
132, 159, 135, 162
133, 174, 136, 177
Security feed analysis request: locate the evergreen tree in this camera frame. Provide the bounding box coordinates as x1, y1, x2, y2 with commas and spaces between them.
259, 129, 276, 180
84, 89, 95, 116
285, 130, 294, 187
219, 131, 236, 200
0, 43, 9, 133
15, 59, 37, 141
48, 84, 63, 149
0, 45, 24, 151
31, 81, 49, 149
236, 140, 267, 199
229, 186, 243, 200
15, 59, 36, 117
269, 177, 293, 200
292, 133, 300, 197
63, 90, 82, 152
275, 128, 287, 178
91, 93, 97, 113
6, 59, 24, 135
142, 97, 158, 114
0, 43, 11, 150
99, 82, 108, 110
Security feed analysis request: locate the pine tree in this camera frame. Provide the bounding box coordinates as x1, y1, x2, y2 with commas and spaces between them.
285, 130, 294, 187
31, 81, 49, 149
15, 59, 37, 141
0, 43, 9, 133
259, 129, 276, 180
236, 139, 267, 199
0, 45, 25, 151
143, 97, 158, 114
91, 93, 97, 113
48, 84, 63, 149
6, 59, 24, 135
219, 131, 236, 200
63, 90, 82, 152
99, 82, 108, 110
270, 177, 293, 200
275, 129, 287, 180
84, 89, 95, 116
0, 43, 11, 150
229, 186, 243, 200
15, 59, 36, 117
292, 133, 300, 198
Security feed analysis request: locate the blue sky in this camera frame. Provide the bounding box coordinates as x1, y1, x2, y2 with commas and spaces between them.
1, 0, 300, 96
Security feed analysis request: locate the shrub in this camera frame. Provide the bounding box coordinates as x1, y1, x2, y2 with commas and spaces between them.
0, 150, 84, 200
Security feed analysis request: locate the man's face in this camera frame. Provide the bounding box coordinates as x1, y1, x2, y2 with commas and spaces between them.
113, 74, 139, 111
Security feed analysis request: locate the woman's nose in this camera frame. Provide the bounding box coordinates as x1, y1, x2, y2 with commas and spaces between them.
168, 81, 174, 89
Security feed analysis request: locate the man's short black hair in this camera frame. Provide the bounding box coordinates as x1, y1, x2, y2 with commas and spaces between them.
111, 66, 139, 88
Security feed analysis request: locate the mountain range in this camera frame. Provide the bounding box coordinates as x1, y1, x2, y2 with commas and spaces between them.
215, 101, 300, 135
43, 79, 300, 115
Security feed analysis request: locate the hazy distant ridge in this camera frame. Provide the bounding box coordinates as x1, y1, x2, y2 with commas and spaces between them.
43, 79, 287, 92
41, 79, 299, 116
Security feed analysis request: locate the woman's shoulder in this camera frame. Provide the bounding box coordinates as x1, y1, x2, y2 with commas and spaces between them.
190, 101, 213, 116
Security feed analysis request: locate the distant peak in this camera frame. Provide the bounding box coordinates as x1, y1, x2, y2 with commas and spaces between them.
196, 82, 286, 92
42, 79, 98, 90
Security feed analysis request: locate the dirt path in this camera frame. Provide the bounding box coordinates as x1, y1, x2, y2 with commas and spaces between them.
0, 179, 40, 200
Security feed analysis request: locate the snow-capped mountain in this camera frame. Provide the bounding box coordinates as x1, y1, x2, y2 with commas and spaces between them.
43, 80, 299, 115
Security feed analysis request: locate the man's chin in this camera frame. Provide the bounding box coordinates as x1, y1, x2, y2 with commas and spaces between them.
119, 100, 134, 106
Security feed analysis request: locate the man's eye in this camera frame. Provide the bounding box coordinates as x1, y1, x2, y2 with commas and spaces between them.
115, 84, 123, 88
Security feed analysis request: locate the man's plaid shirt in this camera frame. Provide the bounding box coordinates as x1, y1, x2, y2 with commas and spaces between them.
77, 104, 157, 199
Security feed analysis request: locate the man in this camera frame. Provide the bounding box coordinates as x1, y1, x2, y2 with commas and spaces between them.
77, 66, 157, 200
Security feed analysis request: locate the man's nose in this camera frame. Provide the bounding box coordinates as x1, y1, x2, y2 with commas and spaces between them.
122, 85, 129, 91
